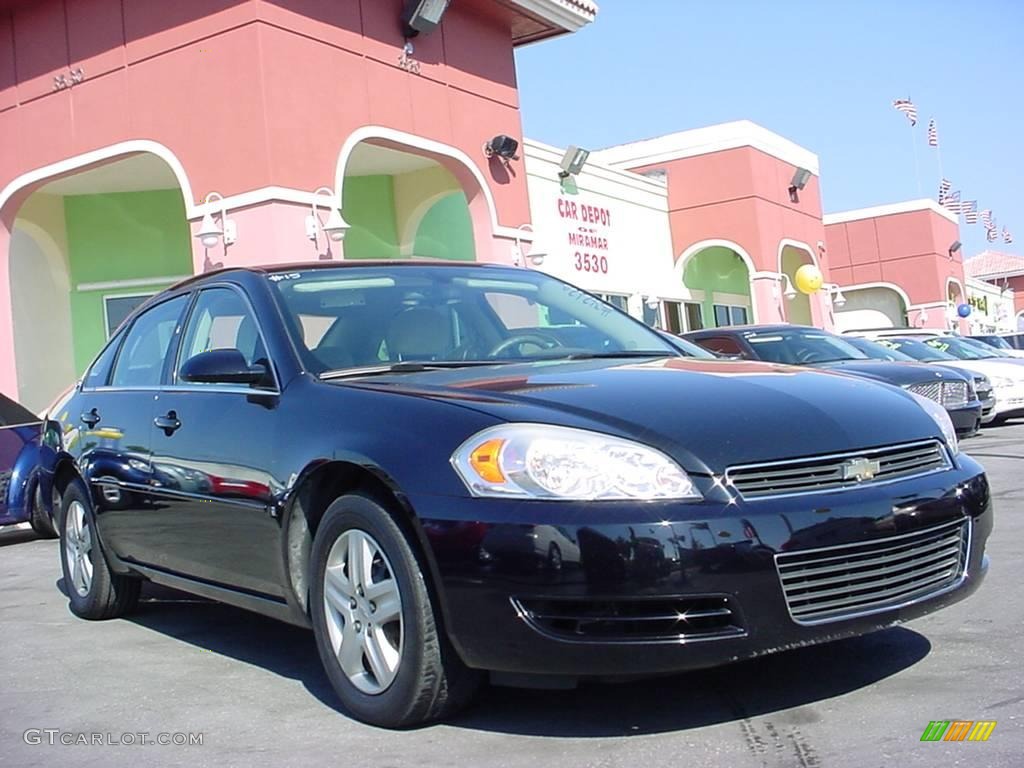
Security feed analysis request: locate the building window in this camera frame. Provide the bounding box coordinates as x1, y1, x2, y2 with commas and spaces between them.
595, 293, 629, 313
662, 301, 704, 333
104, 294, 155, 338
713, 304, 749, 328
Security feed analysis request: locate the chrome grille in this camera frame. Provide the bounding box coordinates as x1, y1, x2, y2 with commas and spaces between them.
726, 441, 950, 500
775, 518, 970, 625
907, 380, 968, 407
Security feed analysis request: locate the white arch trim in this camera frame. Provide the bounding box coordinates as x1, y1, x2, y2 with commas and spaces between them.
834, 281, 912, 310
0, 140, 197, 220
676, 238, 757, 279
777, 238, 820, 273
334, 126, 526, 242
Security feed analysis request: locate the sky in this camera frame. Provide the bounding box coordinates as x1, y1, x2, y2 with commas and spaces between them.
514, 0, 1022, 259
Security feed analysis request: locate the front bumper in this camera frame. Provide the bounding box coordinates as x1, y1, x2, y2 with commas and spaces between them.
986, 384, 1024, 422
414, 456, 991, 678
948, 401, 982, 437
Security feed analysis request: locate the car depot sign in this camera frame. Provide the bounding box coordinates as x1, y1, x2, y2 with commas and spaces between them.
557, 196, 613, 276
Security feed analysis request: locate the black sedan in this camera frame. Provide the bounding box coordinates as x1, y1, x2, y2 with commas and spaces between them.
683, 325, 983, 437
49, 263, 991, 727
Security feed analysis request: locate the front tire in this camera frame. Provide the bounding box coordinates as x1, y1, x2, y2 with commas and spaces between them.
310, 493, 480, 727
59, 480, 140, 620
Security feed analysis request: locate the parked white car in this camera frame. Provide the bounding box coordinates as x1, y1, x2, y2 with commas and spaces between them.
855, 333, 1024, 425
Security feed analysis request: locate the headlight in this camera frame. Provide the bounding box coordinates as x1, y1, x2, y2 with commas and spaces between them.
451, 424, 702, 500
908, 392, 958, 456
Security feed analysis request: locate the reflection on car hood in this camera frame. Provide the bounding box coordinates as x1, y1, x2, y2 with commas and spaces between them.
335, 357, 943, 472
811, 359, 967, 386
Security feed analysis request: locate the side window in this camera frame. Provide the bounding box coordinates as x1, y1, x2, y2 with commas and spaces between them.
699, 336, 744, 356
84, 332, 126, 389
177, 288, 269, 380
110, 296, 189, 388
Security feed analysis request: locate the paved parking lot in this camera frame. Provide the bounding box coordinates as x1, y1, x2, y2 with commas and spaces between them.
1, 424, 1022, 768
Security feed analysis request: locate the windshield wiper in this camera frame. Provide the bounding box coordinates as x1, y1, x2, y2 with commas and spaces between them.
320, 360, 509, 380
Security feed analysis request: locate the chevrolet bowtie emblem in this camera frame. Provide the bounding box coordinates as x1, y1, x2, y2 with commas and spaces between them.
842, 457, 881, 482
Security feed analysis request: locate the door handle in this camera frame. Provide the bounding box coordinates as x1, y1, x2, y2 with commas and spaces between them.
154, 411, 182, 435
80, 409, 101, 428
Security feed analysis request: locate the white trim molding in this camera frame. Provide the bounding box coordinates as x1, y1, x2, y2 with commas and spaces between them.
593, 120, 819, 175
824, 199, 958, 225
778, 238, 820, 271
77, 275, 190, 292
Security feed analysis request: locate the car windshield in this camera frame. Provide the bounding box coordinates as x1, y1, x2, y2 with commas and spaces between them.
844, 336, 917, 362
973, 335, 1012, 350
266, 265, 677, 373
961, 337, 1007, 355
876, 337, 958, 361
743, 328, 868, 365
926, 336, 999, 360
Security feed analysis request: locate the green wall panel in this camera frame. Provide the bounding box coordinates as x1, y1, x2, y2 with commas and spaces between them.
682, 247, 752, 325
342, 175, 400, 260
63, 189, 192, 372
413, 192, 474, 261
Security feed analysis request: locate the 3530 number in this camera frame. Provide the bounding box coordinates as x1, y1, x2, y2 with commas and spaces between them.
574, 252, 608, 274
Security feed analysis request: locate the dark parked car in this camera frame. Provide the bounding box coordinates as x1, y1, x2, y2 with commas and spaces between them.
683, 325, 983, 437
843, 336, 995, 426
1001, 332, 1024, 350
0, 393, 59, 537
968, 335, 1024, 358
49, 263, 991, 727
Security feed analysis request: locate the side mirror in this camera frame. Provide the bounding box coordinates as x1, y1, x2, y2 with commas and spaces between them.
180, 349, 268, 386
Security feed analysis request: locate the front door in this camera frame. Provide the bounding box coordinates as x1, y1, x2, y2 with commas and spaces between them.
81, 295, 191, 566
148, 286, 285, 597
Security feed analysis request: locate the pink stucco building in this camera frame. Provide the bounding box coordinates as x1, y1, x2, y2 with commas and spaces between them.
0, 0, 596, 409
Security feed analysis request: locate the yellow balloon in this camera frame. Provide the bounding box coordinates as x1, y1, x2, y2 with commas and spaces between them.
794, 264, 823, 294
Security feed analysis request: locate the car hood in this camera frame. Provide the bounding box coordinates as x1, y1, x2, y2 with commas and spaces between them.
336, 357, 945, 474
922, 359, 1024, 380
810, 359, 966, 385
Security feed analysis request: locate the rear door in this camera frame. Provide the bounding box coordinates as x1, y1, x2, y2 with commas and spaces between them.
147, 285, 285, 597
0, 395, 41, 523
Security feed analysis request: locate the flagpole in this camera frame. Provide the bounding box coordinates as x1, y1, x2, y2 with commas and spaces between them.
909, 99, 922, 196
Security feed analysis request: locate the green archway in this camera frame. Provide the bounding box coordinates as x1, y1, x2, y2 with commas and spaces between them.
682, 247, 753, 327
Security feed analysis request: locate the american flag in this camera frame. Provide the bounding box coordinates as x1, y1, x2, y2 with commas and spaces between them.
987, 227, 998, 243
938, 178, 952, 201
981, 209, 993, 225
963, 201, 978, 223
927, 119, 939, 147
942, 191, 962, 213
1005, 227, 1014, 244
893, 98, 918, 126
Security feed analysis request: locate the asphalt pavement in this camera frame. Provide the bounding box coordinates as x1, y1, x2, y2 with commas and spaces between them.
1, 423, 1022, 767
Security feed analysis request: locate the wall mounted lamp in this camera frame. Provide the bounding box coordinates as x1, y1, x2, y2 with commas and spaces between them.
559, 145, 590, 179
788, 167, 812, 202
948, 240, 962, 259
776, 273, 798, 301
513, 224, 547, 267
824, 283, 847, 308
484, 134, 520, 162
305, 187, 349, 248
195, 192, 237, 249
401, 0, 451, 38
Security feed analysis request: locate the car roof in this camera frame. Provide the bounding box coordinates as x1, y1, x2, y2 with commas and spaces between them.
169, 259, 511, 291
685, 324, 818, 337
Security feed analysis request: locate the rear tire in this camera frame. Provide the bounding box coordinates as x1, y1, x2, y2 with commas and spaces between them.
310, 493, 481, 727
28, 483, 58, 539
59, 480, 140, 620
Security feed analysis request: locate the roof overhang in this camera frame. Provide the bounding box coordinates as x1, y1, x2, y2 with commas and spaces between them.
498, 0, 598, 45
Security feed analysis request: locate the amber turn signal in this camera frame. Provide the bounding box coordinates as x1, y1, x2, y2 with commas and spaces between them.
468, 438, 506, 483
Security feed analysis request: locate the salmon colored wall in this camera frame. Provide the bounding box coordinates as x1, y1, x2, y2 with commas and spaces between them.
0, 0, 530, 228
825, 210, 965, 305
630, 147, 826, 276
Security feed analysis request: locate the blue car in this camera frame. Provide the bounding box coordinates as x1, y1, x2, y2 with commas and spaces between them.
0, 393, 60, 537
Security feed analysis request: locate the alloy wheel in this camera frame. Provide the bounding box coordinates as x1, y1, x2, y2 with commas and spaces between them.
64, 500, 93, 597
323, 529, 404, 695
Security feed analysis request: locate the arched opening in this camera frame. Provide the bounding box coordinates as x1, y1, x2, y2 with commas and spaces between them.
3, 153, 192, 410
336, 130, 500, 263
779, 242, 816, 325
1017, 309, 1024, 332
832, 283, 910, 333
946, 278, 966, 331
672, 243, 754, 331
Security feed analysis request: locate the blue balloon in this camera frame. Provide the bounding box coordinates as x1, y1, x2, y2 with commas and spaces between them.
957, 303, 972, 318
